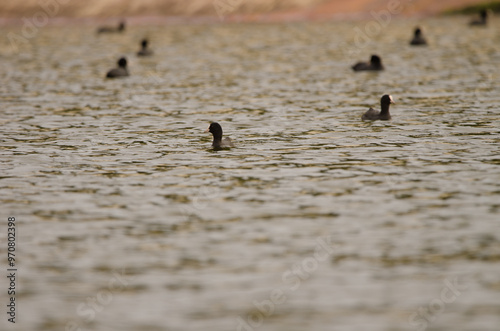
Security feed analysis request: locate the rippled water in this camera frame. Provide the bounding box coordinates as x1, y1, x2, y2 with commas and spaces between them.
1, 17, 500, 331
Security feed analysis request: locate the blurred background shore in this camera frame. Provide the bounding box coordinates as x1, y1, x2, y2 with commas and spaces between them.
0, 0, 498, 24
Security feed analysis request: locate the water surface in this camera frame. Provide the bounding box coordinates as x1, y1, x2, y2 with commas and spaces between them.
1, 17, 500, 331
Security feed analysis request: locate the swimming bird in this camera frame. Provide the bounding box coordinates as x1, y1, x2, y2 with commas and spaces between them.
97, 21, 126, 34
106, 57, 129, 78
352, 55, 384, 71
361, 94, 394, 121
470, 9, 488, 26
410, 27, 427, 46
206, 122, 234, 150
137, 39, 153, 57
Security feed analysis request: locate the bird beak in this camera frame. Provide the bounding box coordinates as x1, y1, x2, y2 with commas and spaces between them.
205, 127, 209, 133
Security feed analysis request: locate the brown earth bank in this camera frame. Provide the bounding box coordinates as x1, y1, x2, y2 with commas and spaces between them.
0, 0, 490, 22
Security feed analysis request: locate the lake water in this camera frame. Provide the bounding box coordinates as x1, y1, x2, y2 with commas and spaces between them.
1, 16, 499, 331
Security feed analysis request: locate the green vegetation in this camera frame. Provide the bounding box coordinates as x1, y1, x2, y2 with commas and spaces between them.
444, 1, 500, 14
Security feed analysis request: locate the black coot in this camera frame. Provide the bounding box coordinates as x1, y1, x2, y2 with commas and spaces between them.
106, 57, 129, 78
352, 55, 384, 71
361, 94, 394, 121
206, 122, 234, 150
137, 39, 153, 57
410, 27, 427, 46
97, 21, 125, 34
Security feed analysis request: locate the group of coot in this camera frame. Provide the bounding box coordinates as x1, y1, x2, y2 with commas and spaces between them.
350, 10, 490, 125
98, 10, 491, 150
99, 21, 153, 78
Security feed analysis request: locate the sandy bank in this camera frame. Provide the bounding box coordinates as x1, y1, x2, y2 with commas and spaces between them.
0, 0, 489, 22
